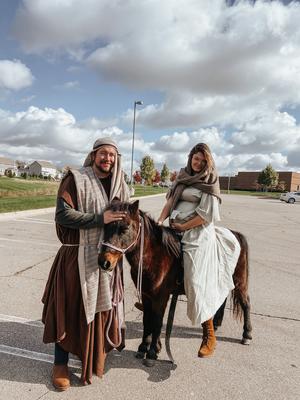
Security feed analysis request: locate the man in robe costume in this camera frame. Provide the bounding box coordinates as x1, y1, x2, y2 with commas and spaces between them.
42, 137, 130, 390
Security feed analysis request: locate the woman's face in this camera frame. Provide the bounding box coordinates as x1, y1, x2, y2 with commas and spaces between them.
191, 151, 206, 173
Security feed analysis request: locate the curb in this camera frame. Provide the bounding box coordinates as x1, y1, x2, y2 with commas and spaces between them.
133, 193, 166, 200
0, 207, 56, 221
0, 193, 166, 221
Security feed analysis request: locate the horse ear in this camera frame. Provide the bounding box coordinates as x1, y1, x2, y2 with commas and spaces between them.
129, 200, 139, 215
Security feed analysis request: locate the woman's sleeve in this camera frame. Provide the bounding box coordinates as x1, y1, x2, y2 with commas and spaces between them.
194, 192, 221, 223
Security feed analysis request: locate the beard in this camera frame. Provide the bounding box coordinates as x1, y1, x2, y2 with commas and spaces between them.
94, 160, 114, 174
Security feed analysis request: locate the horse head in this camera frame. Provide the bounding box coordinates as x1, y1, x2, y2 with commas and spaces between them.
98, 199, 140, 272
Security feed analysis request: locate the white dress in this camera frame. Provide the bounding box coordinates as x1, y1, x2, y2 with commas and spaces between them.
171, 187, 241, 325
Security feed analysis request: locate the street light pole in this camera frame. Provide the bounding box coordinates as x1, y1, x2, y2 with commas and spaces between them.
227, 174, 231, 194
130, 100, 143, 196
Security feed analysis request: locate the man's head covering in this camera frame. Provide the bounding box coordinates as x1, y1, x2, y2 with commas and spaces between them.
83, 137, 120, 167
82, 137, 127, 202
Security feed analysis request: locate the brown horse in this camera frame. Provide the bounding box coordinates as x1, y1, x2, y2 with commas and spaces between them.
98, 200, 252, 365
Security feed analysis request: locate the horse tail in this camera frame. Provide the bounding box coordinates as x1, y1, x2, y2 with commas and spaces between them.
230, 230, 249, 321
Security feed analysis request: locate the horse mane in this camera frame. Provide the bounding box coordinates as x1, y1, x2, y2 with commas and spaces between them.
106, 200, 181, 259
139, 210, 181, 259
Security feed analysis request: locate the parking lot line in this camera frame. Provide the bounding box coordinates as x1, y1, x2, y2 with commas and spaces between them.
0, 237, 58, 247
0, 344, 81, 368
0, 313, 43, 327
15, 218, 54, 225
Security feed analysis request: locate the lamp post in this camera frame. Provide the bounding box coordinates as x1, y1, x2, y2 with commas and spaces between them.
130, 100, 143, 196
227, 174, 231, 194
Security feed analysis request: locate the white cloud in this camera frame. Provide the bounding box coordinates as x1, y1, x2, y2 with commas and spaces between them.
12, 0, 300, 131
0, 106, 299, 173
0, 106, 149, 170
19, 95, 36, 103
6, 1, 300, 174
63, 80, 79, 89
0, 59, 34, 90
230, 111, 300, 154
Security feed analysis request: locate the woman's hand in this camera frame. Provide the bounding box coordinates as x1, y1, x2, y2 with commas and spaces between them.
170, 221, 186, 232
103, 210, 127, 224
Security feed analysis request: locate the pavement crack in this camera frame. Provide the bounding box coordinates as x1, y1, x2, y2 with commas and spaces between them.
224, 306, 300, 322
13, 255, 55, 277
35, 391, 50, 400
247, 310, 300, 322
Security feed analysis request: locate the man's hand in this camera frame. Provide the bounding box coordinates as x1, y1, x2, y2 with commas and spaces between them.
103, 210, 127, 224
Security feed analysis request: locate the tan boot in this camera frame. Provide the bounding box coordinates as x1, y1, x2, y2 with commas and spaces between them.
198, 318, 216, 358
52, 364, 70, 391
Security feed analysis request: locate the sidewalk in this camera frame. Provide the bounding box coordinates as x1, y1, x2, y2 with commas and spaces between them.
0, 193, 166, 221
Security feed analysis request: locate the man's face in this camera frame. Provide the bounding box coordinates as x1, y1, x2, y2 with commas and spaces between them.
93, 145, 117, 174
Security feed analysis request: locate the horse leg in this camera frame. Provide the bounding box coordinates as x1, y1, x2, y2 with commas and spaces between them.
213, 298, 227, 331
240, 294, 252, 345
233, 288, 253, 345
144, 295, 169, 367
136, 296, 152, 358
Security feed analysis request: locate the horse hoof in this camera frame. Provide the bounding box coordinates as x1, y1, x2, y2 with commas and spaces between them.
143, 358, 156, 367
241, 338, 251, 345
135, 351, 146, 359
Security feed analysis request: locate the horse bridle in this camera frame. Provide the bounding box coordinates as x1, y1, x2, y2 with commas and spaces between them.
101, 217, 142, 255
100, 216, 145, 305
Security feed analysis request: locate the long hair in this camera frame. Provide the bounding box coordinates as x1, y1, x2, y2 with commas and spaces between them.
187, 143, 215, 173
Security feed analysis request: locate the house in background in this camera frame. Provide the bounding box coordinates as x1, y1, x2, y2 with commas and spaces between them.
0, 157, 16, 176
27, 160, 58, 178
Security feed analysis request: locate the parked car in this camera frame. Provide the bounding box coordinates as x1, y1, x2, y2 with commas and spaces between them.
280, 191, 300, 203
159, 181, 172, 188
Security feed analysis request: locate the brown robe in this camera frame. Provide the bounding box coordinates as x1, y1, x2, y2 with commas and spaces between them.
42, 174, 124, 385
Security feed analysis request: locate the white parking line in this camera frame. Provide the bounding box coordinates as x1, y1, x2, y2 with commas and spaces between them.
0, 313, 43, 327
16, 219, 53, 225
0, 314, 81, 367
0, 345, 81, 368
0, 237, 59, 247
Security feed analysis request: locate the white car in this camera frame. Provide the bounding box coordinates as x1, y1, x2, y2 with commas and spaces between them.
280, 191, 300, 203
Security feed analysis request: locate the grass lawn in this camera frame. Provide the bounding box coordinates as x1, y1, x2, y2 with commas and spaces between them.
221, 189, 281, 199
0, 176, 59, 197
0, 176, 59, 213
132, 185, 168, 197
0, 177, 281, 213
0, 195, 57, 213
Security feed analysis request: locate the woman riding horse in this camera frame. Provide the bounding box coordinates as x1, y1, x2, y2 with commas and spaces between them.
158, 143, 244, 358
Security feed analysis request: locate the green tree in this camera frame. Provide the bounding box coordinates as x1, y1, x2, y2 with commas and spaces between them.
140, 155, 156, 185
160, 163, 170, 183
257, 164, 279, 192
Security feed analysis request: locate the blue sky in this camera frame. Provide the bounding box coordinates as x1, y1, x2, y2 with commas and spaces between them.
0, 0, 300, 175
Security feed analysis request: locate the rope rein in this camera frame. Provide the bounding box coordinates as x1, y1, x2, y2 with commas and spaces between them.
104, 262, 124, 348
101, 216, 145, 347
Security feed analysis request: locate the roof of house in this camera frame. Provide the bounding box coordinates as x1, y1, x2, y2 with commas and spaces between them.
30, 160, 57, 169
0, 157, 15, 166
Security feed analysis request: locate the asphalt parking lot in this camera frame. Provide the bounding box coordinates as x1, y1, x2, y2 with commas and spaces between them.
0, 194, 299, 400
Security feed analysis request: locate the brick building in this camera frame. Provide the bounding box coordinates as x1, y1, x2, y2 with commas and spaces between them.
220, 171, 300, 192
